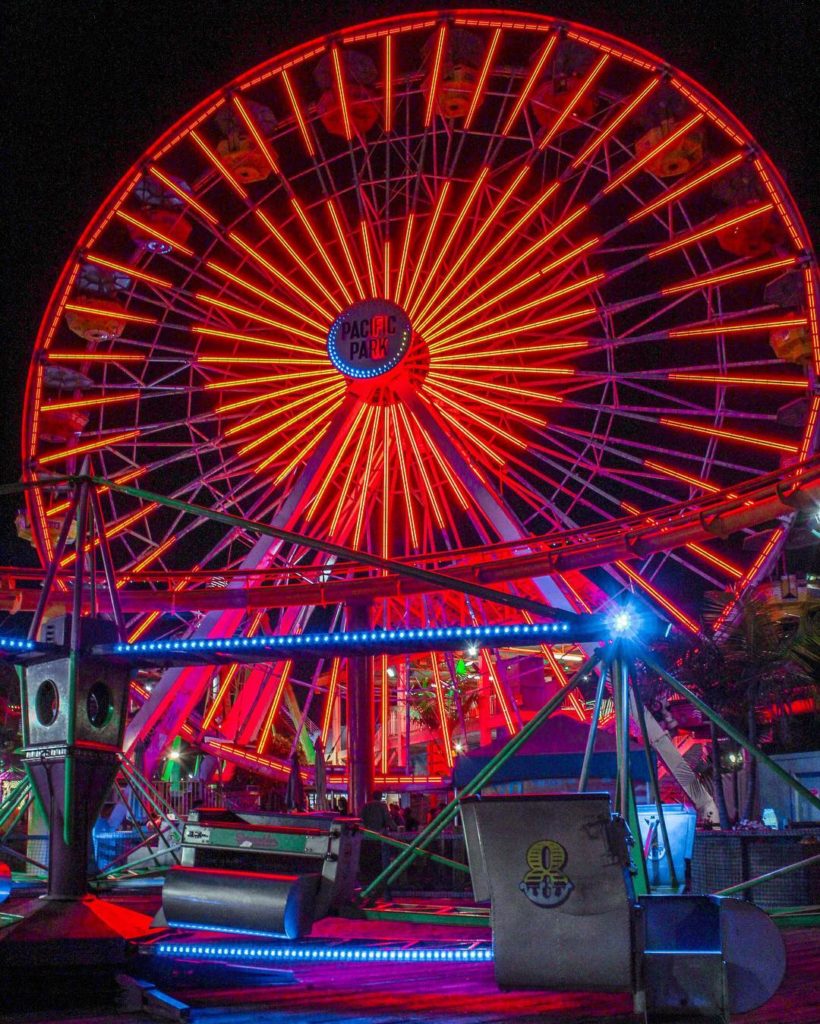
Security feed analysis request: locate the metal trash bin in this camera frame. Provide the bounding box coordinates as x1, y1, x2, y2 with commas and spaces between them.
461, 793, 637, 991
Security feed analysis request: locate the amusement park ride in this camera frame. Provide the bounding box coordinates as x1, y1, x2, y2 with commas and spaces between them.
0, 8, 819, 1021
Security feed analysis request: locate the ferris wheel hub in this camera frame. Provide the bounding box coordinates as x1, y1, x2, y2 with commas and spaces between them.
328, 298, 412, 380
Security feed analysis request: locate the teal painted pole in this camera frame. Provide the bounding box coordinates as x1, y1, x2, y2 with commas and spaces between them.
639, 644, 820, 813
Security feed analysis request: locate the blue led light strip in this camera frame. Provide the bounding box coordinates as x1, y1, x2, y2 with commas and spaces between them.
153, 942, 493, 963
0, 638, 37, 651
113, 620, 573, 656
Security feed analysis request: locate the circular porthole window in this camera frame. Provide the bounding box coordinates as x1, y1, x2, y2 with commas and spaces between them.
86, 681, 113, 730
35, 679, 60, 726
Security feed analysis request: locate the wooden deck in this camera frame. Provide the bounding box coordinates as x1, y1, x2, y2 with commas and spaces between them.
2, 893, 818, 1023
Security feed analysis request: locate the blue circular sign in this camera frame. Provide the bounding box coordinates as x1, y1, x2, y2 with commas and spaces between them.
328, 299, 412, 379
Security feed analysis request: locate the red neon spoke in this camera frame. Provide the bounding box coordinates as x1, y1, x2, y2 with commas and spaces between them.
115, 209, 196, 257
649, 202, 774, 260
243, 390, 344, 460
427, 372, 563, 406
615, 560, 700, 634
414, 165, 531, 330
359, 219, 379, 297
280, 68, 315, 156
205, 369, 336, 391
501, 34, 557, 136
148, 165, 219, 224
603, 112, 705, 195
396, 404, 446, 528
217, 373, 340, 413
256, 210, 343, 311
404, 182, 451, 311
416, 172, 555, 332
408, 168, 489, 319
661, 256, 798, 296
627, 151, 746, 224
258, 411, 340, 483
194, 295, 327, 344
713, 528, 785, 633
229, 231, 334, 318
430, 656, 454, 769
256, 661, 293, 754
393, 213, 415, 307
327, 200, 367, 301
331, 45, 353, 141
463, 28, 502, 131
205, 260, 330, 331
231, 93, 281, 176
352, 409, 382, 548
421, 201, 588, 337
669, 316, 807, 339
390, 405, 420, 548
305, 403, 369, 521
571, 76, 661, 169
330, 405, 378, 534
660, 418, 800, 454
425, 235, 600, 342
38, 430, 140, 466
383, 33, 394, 133
84, 253, 171, 288
430, 273, 603, 349
537, 54, 609, 152
291, 199, 354, 305
320, 658, 341, 746
412, 416, 470, 511
226, 381, 345, 439
42, 390, 141, 412
424, 23, 447, 127
189, 128, 249, 199
667, 372, 806, 389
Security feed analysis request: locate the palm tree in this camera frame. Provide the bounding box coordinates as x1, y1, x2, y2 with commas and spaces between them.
643, 595, 816, 826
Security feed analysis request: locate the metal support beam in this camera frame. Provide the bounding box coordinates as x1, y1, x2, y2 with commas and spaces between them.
347, 601, 373, 816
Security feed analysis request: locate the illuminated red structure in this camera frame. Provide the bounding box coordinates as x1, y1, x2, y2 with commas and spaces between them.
18, 12, 819, 795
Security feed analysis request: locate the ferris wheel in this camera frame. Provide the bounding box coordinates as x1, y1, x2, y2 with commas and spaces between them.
21, 11, 819, 780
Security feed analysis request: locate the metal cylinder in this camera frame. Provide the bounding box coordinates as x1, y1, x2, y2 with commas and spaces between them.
162, 865, 319, 939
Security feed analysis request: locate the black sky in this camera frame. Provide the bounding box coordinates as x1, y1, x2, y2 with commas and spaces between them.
1, 0, 818, 564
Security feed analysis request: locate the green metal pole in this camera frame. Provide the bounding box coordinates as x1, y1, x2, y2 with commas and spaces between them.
85, 475, 583, 626
578, 655, 607, 793
714, 852, 820, 897
632, 682, 679, 890
361, 649, 603, 899
639, 644, 820, 813
361, 827, 471, 874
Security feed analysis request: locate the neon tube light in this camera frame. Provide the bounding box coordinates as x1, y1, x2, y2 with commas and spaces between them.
660, 418, 799, 453
189, 129, 248, 199
84, 253, 170, 288
327, 200, 367, 301
148, 166, 219, 224
667, 372, 806, 389
205, 261, 329, 331
280, 69, 315, 156
650, 203, 774, 260
41, 391, 141, 412
628, 152, 745, 224
603, 113, 704, 194
661, 256, 797, 296
571, 76, 660, 169
615, 560, 700, 634
291, 199, 353, 305
424, 24, 447, 127
464, 28, 501, 130
116, 210, 195, 256
63, 303, 156, 325
501, 34, 557, 135
39, 430, 140, 465
538, 55, 608, 151
669, 316, 807, 338
231, 94, 281, 176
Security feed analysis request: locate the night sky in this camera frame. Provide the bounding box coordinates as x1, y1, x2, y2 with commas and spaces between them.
2, 0, 818, 567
